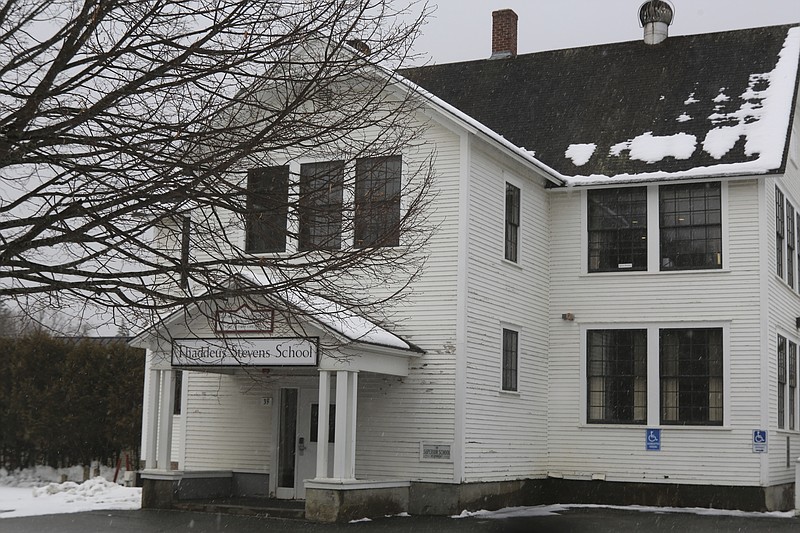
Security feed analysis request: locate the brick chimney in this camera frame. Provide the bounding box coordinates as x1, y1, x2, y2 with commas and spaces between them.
491, 9, 518, 59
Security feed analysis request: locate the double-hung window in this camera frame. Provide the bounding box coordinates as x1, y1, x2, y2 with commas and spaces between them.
660, 328, 723, 425
791, 341, 797, 431
586, 326, 724, 426
588, 182, 723, 272
354, 156, 401, 248
502, 328, 518, 392
779, 335, 787, 429
246, 166, 289, 253
778, 335, 799, 431
777, 187, 785, 278
586, 329, 647, 424
659, 183, 722, 270
788, 204, 795, 288
505, 183, 520, 262
299, 161, 344, 251
588, 187, 647, 272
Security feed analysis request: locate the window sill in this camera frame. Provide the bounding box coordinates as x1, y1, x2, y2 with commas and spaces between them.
501, 258, 524, 271
579, 423, 731, 431
498, 389, 520, 397
580, 268, 731, 278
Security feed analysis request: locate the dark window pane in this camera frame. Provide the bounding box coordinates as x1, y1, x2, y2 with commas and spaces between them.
505, 183, 520, 262
587, 329, 647, 424
355, 156, 401, 248
659, 182, 722, 270
588, 187, 648, 272
502, 329, 518, 392
300, 161, 344, 251
660, 328, 723, 425
246, 166, 289, 253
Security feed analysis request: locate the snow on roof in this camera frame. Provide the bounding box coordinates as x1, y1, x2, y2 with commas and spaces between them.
236, 270, 416, 352
401, 24, 800, 186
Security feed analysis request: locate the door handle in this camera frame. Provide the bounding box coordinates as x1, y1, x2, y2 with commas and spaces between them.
298, 436, 306, 452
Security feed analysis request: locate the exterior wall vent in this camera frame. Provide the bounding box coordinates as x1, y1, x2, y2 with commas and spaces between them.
639, 0, 675, 45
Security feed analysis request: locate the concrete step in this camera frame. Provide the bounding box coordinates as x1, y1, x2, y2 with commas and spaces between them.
173, 500, 305, 519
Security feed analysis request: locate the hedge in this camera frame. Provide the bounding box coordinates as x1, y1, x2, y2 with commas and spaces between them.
0, 333, 144, 470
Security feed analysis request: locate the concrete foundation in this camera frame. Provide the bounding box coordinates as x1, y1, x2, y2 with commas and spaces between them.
305, 482, 410, 523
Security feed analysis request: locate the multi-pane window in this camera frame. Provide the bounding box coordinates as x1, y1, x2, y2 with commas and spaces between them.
588, 187, 647, 272
246, 166, 289, 253
299, 161, 344, 251
354, 156, 401, 248
659, 183, 722, 270
502, 328, 518, 392
796, 212, 800, 293
660, 328, 723, 425
790, 341, 797, 431
777, 187, 785, 278
587, 329, 647, 424
788, 203, 796, 288
505, 183, 520, 262
779, 335, 787, 429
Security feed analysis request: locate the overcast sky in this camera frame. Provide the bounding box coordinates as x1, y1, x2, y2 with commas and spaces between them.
409, 0, 800, 66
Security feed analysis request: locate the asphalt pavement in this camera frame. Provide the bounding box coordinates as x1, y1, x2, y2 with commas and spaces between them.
2, 506, 800, 533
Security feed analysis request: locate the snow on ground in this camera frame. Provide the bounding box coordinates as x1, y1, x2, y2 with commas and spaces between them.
0, 466, 141, 519
452, 503, 795, 520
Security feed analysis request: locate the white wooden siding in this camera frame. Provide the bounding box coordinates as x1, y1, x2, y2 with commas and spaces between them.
767, 108, 800, 484
173, 117, 461, 483
460, 142, 550, 482
546, 179, 763, 486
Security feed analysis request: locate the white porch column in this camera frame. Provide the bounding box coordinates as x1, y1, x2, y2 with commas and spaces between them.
144, 367, 161, 469
333, 370, 358, 479
315, 370, 331, 479
347, 371, 358, 479
156, 369, 176, 471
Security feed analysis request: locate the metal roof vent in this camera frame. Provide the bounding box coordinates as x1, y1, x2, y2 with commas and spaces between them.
639, 0, 674, 45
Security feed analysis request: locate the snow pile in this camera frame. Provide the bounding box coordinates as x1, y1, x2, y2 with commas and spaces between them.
0, 468, 141, 519
565, 143, 596, 166
610, 132, 697, 163
450, 503, 794, 520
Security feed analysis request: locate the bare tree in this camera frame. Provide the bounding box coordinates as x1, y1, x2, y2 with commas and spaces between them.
0, 0, 434, 333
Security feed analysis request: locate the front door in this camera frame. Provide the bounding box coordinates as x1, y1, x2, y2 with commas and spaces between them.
275, 387, 335, 499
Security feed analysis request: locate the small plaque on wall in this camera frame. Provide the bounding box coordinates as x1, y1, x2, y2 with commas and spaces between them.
420, 443, 452, 462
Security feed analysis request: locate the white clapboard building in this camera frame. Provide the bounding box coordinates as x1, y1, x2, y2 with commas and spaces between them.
132, 4, 800, 521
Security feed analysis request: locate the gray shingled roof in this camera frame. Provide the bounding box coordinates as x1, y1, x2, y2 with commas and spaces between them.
400, 25, 800, 185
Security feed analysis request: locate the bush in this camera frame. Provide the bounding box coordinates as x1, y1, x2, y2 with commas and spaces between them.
0, 333, 144, 470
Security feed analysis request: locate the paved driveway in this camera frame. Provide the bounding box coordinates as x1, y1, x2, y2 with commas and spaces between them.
1, 507, 799, 532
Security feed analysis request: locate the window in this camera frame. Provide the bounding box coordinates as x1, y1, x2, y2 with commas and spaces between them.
788, 203, 795, 288
776, 187, 785, 278
791, 341, 797, 431
173, 370, 183, 416
299, 161, 344, 251
505, 183, 520, 262
796, 212, 800, 294
779, 335, 787, 429
354, 156, 401, 248
502, 329, 518, 392
310, 404, 336, 443
660, 328, 723, 425
588, 187, 647, 272
246, 166, 289, 253
659, 182, 722, 270
587, 329, 647, 424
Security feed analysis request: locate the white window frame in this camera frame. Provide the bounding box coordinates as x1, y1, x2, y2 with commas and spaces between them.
581, 181, 729, 275
502, 171, 525, 266
777, 329, 800, 433
499, 323, 521, 394
579, 321, 730, 427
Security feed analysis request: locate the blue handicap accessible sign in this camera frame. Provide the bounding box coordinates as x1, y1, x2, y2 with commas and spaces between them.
645, 428, 661, 451
752, 430, 767, 453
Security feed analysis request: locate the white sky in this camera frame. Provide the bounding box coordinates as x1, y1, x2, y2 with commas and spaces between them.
410, 0, 800, 65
